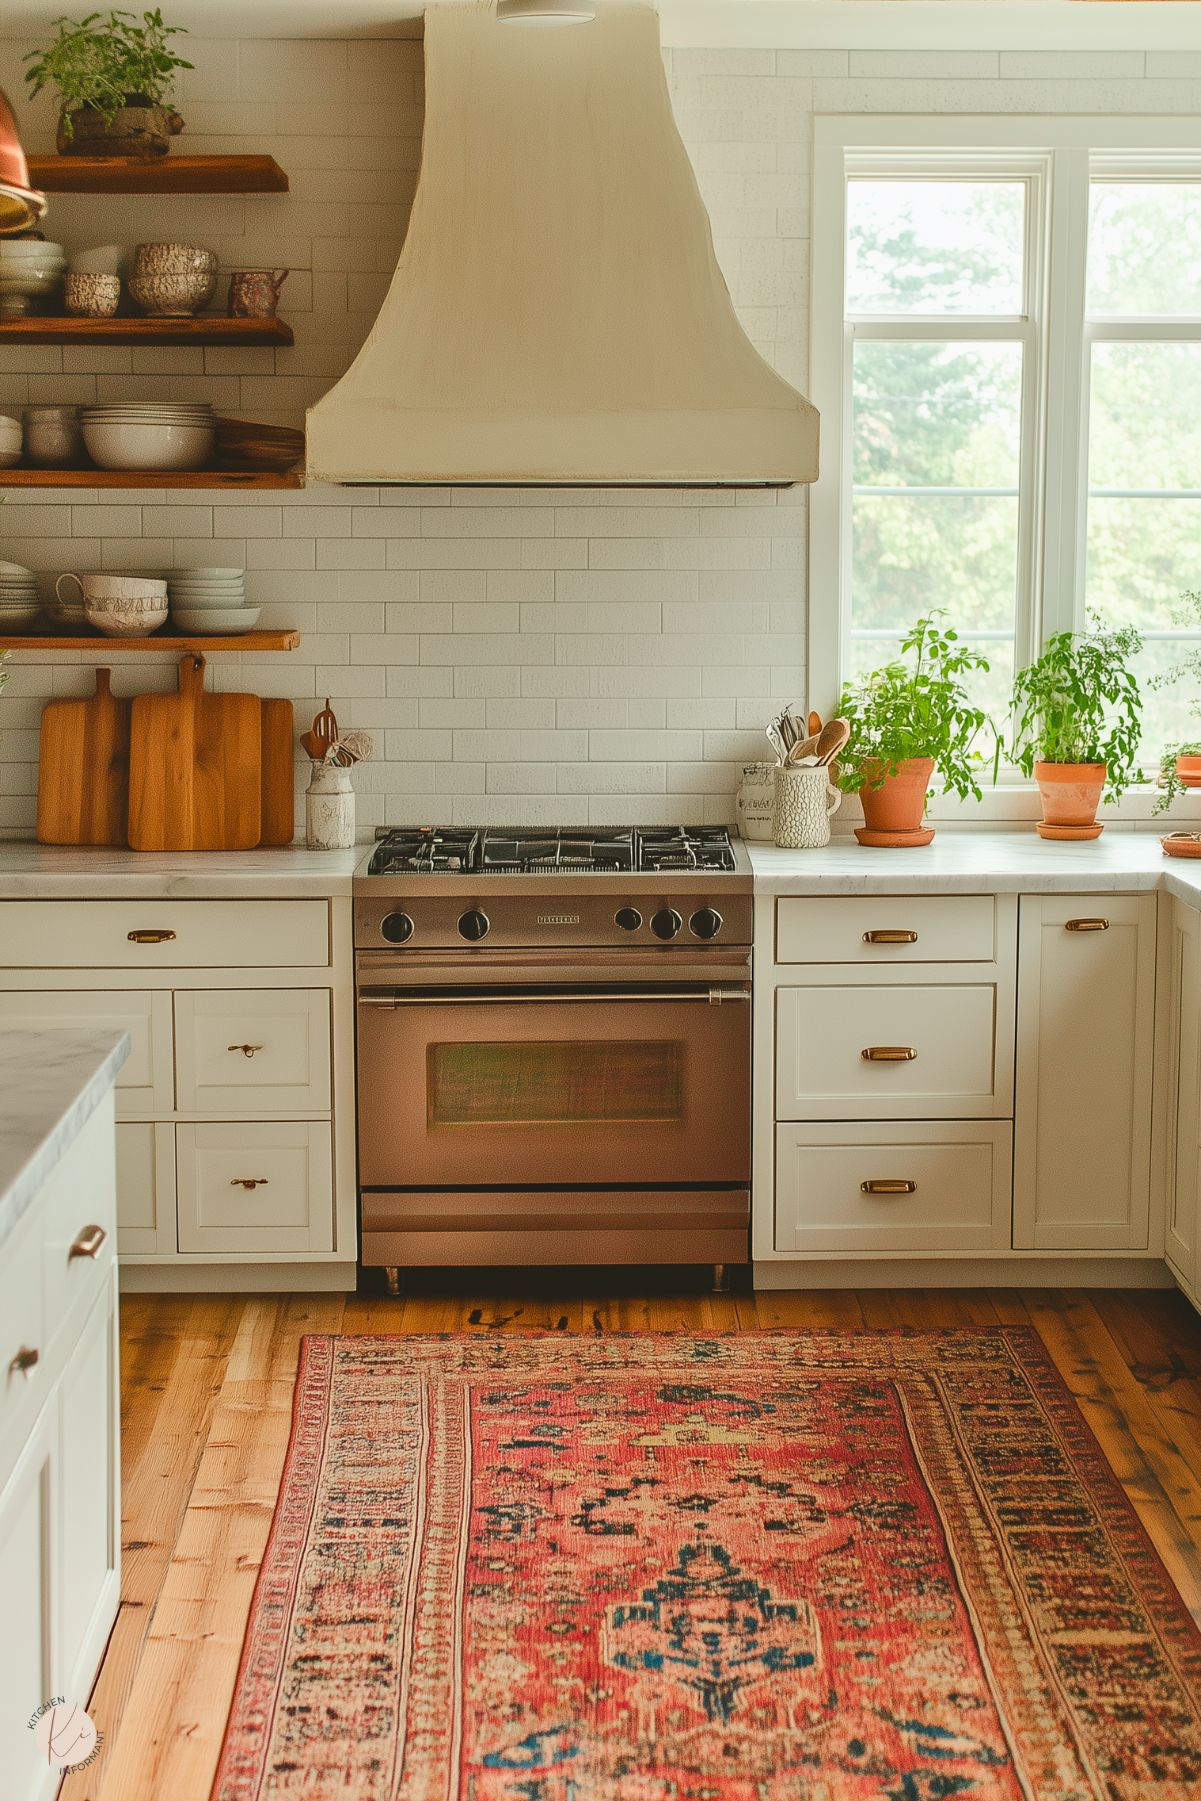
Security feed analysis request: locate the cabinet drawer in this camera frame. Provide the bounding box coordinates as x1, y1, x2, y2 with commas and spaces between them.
174, 990, 331, 1114
774, 1122, 1012, 1253
776, 983, 1008, 1118
776, 895, 997, 965
116, 1122, 175, 1255
42, 1103, 117, 1351
0, 900, 329, 970
0, 990, 172, 1117
176, 1122, 334, 1255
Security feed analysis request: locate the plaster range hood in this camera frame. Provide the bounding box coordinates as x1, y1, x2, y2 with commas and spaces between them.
305, 0, 818, 488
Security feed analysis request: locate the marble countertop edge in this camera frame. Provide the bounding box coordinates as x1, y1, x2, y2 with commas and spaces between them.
0, 1029, 131, 1254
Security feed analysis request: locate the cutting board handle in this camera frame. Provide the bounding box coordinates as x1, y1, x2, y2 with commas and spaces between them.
93, 668, 113, 699
178, 651, 207, 697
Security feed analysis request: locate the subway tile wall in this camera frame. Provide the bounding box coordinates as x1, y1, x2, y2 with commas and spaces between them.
0, 38, 1176, 835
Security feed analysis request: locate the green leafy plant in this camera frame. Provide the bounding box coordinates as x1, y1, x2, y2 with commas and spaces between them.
1148, 589, 1201, 697
1153, 740, 1201, 816
835, 612, 1000, 803
1010, 619, 1144, 803
24, 10, 192, 135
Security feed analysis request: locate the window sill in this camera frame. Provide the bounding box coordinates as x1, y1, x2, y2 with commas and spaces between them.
843, 785, 1201, 829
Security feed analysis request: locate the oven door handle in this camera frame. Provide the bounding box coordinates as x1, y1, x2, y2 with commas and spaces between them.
359, 986, 751, 1008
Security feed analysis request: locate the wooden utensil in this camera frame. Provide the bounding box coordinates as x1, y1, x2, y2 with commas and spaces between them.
312, 698, 338, 757
807, 711, 822, 738
36, 667, 130, 846
259, 698, 295, 847
128, 653, 262, 852
815, 718, 851, 766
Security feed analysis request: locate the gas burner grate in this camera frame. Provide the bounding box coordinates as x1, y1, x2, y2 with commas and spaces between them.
367, 824, 737, 875
637, 828, 737, 875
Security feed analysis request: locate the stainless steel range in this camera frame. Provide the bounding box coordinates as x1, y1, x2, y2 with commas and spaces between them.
354, 827, 752, 1286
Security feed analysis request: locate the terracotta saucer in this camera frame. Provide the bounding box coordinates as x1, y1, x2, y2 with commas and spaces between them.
1036, 822, 1104, 840
855, 826, 936, 848
1179, 775, 1201, 789
1162, 834, 1201, 859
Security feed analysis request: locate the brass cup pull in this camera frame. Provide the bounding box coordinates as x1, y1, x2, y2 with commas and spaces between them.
68, 1224, 107, 1261
228, 1043, 264, 1058
863, 930, 918, 945
1066, 918, 1109, 933
9, 1346, 39, 1379
861, 1180, 917, 1196
230, 1177, 269, 1190
862, 1046, 918, 1062
127, 929, 177, 945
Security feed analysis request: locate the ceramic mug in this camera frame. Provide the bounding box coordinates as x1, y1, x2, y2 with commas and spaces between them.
228, 268, 288, 318
773, 764, 842, 849
57, 571, 169, 637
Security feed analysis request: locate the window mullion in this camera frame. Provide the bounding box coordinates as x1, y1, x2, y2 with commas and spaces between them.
1041, 146, 1090, 642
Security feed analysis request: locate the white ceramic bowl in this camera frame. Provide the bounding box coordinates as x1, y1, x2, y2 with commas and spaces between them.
0, 266, 65, 316
0, 602, 42, 631
0, 561, 34, 578
81, 418, 215, 472
171, 605, 261, 635
171, 566, 245, 579
69, 245, 125, 277
84, 592, 169, 637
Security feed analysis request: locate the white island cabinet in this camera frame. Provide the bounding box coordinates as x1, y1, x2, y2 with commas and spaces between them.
0, 1029, 128, 1801
0, 846, 359, 1294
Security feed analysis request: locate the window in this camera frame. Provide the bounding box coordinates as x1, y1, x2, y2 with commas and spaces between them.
811, 121, 1201, 772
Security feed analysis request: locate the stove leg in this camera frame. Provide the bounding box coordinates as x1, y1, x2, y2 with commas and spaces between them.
711, 1262, 729, 1294
384, 1265, 401, 1297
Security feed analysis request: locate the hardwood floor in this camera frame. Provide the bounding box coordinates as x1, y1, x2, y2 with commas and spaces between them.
84, 1278, 1201, 1801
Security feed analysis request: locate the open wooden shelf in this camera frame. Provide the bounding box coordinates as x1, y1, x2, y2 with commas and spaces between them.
0, 314, 293, 347
27, 154, 289, 194
0, 467, 303, 489
0, 630, 301, 652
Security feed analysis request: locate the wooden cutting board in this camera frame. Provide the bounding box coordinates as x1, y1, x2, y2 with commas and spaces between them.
128, 654, 262, 851
259, 698, 295, 847
36, 668, 131, 846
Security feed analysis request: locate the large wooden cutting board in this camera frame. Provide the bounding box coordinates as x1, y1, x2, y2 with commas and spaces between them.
128, 654, 262, 851
36, 668, 131, 846
259, 698, 295, 847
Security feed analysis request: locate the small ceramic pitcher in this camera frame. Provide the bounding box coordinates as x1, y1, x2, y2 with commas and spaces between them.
306, 762, 355, 851
228, 268, 288, 318
774, 764, 842, 849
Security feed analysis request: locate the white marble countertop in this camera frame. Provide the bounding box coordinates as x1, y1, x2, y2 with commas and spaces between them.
748, 829, 1201, 907
0, 1029, 130, 1253
0, 843, 359, 898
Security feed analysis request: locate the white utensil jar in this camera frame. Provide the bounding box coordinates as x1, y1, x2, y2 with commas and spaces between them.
774, 764, 842, 849
736, 762, 777, 841
306, 763, 355, 850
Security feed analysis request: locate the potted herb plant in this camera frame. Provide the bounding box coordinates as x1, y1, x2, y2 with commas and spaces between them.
1011, 620, 1143, 839
1153, 741, 1201, 816
24, 10, 192, 158
835, 613, 999, 847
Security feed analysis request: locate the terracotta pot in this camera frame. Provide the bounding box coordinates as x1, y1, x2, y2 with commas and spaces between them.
1176, 754, 1201, 791
1034, 761, 1107, 840
857, 756, 935, 844
58, 102, 184, 159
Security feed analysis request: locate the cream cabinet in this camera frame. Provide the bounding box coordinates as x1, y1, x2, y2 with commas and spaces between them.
0, 1096, 120, 1801
1163, 898, 1201, 1303
0, 897, 357, 1293
1013, 895, 1157, 1252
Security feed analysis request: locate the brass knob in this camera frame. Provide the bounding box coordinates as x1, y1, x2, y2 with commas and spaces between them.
230, 1177, 269, 1190
227, 1043, 264, 1058
863, 930, 918, 945
9, 1346, 39, 1379
127, 929, 177, 945
861, 1046, 918, 1062
68, 1224, 107, 1261
1065, 918, 1109, 933
860, 1180, 917, 1196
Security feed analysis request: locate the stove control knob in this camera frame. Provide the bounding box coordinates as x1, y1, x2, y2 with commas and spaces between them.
458, 908, 491, 942
690, 907, 724, 941
615, 907, 643, 933
651, 907, 683, 941
380, 910, 415, 945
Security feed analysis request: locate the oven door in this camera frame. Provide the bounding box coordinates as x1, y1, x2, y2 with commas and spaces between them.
356, 951, 751, 1191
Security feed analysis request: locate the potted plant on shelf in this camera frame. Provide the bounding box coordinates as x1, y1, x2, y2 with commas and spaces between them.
1011, 620, 1143, 840
24, 9, 192, 158
835, 612, 999, 848
1153, 742, 1201, 816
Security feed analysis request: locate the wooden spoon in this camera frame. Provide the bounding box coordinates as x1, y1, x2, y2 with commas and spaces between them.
815, 717, 851, 766
807, 711, 822, 738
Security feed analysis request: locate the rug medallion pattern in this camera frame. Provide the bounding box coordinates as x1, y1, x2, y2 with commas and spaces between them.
209, 1329, 1201, 1800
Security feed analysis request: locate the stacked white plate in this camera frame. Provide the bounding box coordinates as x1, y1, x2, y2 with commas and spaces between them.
80, 402, 216, 472
0, 560, 42, 633
168, 566, 260, 635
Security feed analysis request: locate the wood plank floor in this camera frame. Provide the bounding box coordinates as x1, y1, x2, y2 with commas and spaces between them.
83, 1278, 1201, 1801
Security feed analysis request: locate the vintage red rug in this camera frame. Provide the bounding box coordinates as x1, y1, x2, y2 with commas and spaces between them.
210, 1329, 1201, 1800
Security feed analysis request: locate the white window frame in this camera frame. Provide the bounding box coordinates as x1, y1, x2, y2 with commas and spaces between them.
810, 116, 1201, 807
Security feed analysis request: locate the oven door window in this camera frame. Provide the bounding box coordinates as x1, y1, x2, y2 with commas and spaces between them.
428, 1039, 683, 1127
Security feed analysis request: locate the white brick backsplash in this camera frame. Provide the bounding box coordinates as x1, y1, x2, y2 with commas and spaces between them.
0, 33, 1177, 834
